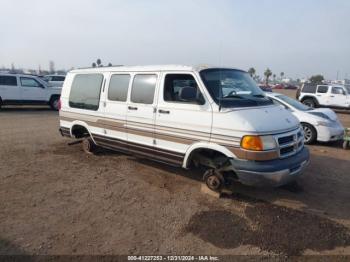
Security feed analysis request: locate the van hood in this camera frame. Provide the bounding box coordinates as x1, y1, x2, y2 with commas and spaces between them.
223, 105, 299, 134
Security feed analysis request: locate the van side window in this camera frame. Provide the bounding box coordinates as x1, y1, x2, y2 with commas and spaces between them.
131, 75, 157, 104
20, 77, 41, 87
164, 74, 202, 104
69, 74, 104, 110
108, 74, 130, 102
0, 76, 17, 86
317, 85, 328, 93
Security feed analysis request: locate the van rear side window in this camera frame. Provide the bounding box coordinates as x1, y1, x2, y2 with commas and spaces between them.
131, 75, 157, 104
69, 74, 104, 110
108, 74, 130, 102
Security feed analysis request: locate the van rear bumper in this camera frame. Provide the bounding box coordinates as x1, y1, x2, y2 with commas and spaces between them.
231, 147, 310, 187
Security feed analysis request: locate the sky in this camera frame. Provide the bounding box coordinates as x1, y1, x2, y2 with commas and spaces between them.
0, 0, 349, 79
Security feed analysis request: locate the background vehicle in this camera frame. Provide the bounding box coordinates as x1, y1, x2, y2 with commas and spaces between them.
0, 73, 61, 110
267, 92, 344, 144
43, 74, 66, 87
284, 84, 298, 90
273, 84, 284, 89
259, 85, 272, 92
297, 83, 350, 109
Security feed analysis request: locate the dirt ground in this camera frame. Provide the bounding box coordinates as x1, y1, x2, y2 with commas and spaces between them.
0, 90, 350, 256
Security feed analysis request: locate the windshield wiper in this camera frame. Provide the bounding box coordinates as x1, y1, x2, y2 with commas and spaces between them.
222, 94, 245, 99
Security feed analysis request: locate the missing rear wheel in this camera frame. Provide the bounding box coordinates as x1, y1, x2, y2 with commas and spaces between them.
82, 137, 96, 154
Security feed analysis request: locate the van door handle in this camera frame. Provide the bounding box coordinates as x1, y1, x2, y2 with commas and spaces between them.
158, 109, 170, 114
128, 106, 138, 110
330, 95, 335, 97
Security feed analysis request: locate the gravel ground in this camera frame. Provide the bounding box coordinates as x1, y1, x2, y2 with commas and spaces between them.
0, 92, 350, 256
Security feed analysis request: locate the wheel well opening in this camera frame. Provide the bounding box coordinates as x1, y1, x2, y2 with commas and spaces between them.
301, 96, 317, 102
187, 148, 228, 169
187, 148, 238, 180
71, 125, 90, 139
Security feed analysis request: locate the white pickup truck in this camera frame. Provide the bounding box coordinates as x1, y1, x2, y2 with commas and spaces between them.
297, 83, 350, 109
0, 73, 62, 110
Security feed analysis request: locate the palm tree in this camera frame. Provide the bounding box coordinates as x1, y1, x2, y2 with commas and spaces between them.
264, 68, 272, 85
280, 72, 285, 80
248, 67, 256, 77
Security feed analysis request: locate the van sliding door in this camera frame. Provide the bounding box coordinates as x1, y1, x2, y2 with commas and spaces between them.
126, 73, 159, 158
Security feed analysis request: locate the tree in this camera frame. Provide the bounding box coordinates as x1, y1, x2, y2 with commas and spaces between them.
264, 68, 272, 85
108, 63, 112, 67
248, 67, 256, 77
96, 58, 102, 67
273, 74, 276, 83
280, 72, 285, 79
309, 75, 324, 85
92, 62, 97, 68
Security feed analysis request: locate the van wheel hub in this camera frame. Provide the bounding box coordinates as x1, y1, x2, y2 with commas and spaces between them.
203, 169, 224, 192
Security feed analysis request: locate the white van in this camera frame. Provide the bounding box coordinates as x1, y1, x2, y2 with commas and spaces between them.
59, 65, 309, 191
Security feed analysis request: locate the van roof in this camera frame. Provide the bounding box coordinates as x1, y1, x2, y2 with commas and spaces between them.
70, 64, 243, 73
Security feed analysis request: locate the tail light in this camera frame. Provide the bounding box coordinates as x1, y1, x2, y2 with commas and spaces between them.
58, 98, 62, 111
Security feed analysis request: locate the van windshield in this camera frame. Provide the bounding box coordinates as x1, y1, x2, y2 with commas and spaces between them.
200, 68, 273, 108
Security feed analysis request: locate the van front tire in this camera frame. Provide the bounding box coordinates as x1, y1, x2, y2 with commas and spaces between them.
203, 169, 224, 192
82, 137, 96, 154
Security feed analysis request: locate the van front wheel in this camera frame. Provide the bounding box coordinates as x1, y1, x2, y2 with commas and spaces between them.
82, 137, 96, 154
203, 169, 224, 192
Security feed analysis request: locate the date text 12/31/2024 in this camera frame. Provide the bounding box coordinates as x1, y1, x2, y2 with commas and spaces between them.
128, 256, 219, 261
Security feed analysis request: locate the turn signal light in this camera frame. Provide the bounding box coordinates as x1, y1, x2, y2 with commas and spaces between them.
241, 136, 263, 151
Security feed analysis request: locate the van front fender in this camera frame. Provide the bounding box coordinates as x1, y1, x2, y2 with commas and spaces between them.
183, 142, 237, 168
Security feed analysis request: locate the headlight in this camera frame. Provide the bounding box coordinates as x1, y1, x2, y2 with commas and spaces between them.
317, 121, 333, 127
241, 135, 277, 151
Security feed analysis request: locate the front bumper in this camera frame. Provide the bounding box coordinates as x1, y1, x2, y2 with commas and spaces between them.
231, 147, 310, 187
316, 124, 344, 142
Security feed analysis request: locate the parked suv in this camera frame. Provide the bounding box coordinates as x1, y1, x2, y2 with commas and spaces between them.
0, 73, 62, 110
297, 83, 350, 109
43, 74, 66, 87
59, 65, 309, 190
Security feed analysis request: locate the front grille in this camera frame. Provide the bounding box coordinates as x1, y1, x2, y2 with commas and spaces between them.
278, 135, 294, 145
275, 128, 304, 159
280, 146, 294, 155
